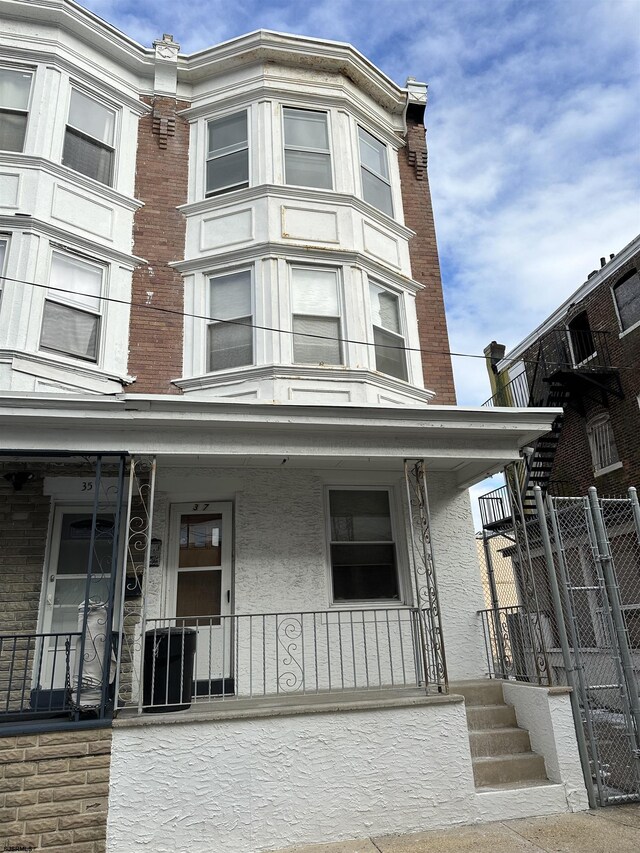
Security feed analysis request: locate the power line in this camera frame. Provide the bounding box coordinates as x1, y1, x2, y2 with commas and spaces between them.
0, 272, 634, 370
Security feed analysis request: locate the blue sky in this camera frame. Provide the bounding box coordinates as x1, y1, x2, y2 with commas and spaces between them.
83, 0, 639, 521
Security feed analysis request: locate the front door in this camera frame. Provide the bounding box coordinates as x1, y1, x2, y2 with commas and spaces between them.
39, 507, 120, 702
169, 503, 233, 694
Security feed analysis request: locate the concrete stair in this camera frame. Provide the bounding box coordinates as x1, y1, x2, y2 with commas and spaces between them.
452, 680, 549, 790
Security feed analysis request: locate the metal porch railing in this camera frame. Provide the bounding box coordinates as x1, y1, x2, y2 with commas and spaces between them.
133, 607, 441, 713
479, 605, 542, 682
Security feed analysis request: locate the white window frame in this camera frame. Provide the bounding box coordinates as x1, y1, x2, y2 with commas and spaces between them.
368, 280, 408, 382
206, 267, 255, 373
358, 125, 393, 216
62, 86, 117, 187
282, 106, 333, 190
0, 235, 8, 305
612, 269, 640, 335
290, 263, 343, 366
39, 250, 105, 364
205, 108, 250, 197
324, 485, 406, 607
0, 65, 34, 153
587, 413, 621, 475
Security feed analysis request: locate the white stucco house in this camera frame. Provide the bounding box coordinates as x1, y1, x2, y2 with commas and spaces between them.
0, 2, 588, 851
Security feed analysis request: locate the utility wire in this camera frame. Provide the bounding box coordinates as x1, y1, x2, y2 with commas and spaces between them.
0, 273, 633, 370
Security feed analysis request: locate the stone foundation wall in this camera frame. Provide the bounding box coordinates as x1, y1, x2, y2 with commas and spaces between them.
0, 728, 111, 853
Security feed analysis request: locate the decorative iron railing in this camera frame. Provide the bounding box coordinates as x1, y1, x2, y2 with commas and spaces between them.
479, 606, 541, 681
132, 607, 438, 713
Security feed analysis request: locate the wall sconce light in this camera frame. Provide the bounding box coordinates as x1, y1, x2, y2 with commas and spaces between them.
3, 472, 34, 491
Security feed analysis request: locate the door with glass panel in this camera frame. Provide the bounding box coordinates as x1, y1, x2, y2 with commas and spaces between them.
169, 504, 233, 695
39, 507, 119, 697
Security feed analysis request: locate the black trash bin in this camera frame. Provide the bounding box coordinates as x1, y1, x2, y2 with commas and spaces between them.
142, 627, 197, 713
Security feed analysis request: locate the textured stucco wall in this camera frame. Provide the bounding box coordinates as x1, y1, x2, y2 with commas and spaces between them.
502, 682, 589, 811
108, 702, 477, 853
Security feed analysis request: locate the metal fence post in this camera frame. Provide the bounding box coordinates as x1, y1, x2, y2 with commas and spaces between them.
587, 487, 640, 761
534, 487, 597, 808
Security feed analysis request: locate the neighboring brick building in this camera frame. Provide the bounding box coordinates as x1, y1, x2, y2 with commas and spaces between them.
0, 2, 579, 852
484, 233, 640, 498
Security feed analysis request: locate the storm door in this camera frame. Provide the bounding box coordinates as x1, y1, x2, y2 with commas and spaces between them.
169, 503, 233, 696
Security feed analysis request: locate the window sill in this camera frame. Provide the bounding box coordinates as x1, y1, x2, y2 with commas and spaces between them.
619, 319, 640, 339
594, 461, 623, 477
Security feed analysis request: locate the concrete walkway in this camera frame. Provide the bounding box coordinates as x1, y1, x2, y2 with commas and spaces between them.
273, 805, 640, 852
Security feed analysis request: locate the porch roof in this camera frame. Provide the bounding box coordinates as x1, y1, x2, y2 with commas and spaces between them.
0, 394, 561, 489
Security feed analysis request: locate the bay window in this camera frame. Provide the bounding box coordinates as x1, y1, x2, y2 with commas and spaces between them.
208, 270, 253, 371
370, 283, 407, 381
283, 107, 332, 189
206, 110, 249, 196
291, 266, 342, 365
0, 67, 33, 152
328, 489, 400, 602
358, 127, 393, 216
62, 89, 116, 186
40, 252, 103, 362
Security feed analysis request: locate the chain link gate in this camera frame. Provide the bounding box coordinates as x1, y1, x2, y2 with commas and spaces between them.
479, 481, 640, 806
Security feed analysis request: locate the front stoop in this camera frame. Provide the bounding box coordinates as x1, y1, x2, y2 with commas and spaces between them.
453, 680, 550, 790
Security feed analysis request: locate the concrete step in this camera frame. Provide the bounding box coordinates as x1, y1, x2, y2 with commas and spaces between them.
465, 703, 518, 730
469, 726, 532, 758
450, 680, 505, 706
473, 752, 547, 788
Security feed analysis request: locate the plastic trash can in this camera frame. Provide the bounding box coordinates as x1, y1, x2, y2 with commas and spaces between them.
142, 627, 196, 713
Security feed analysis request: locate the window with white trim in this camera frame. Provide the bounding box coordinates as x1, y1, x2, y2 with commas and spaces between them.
206, 110, 249, 196
587, 413, 619, 473
0, 237, 7, 307
283, 107, 332, 189
62, 89, 116, 186
358, 127, 393, 216
291, 266, 342, 365
207, 269, 253, 371
40, 252, 103, 362
328, 489, 400, 602
613, 270, 640, 332
0, 67, 33, 152
370, 283, 407, 381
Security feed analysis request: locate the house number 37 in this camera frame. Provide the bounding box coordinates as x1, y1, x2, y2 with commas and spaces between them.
192, 503, 210, 510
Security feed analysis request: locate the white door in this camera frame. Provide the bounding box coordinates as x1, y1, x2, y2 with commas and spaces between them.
39, 506, 119, 692
168, 503, 233, 693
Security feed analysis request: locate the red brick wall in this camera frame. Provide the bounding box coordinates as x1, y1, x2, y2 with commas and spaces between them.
521, 247, 640, 495
127, 96, 191, 394
398, 116, 456, 404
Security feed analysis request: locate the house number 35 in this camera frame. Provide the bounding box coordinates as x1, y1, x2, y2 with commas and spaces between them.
81, 481, 94, 491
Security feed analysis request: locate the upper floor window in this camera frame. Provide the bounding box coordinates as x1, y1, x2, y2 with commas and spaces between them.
0, 67, 33, 152
328, 488, 400, 602
370, 283, 407, 381
613, 270, 640, 332
283, 108, 332, 189
62, 89, 115, 186
291, 266, 342, 364
358, 127, 393, 216
206, 111, 249, 197
208, 269, 253, 371
587, 413, 620, 474
40, 252, 103, 362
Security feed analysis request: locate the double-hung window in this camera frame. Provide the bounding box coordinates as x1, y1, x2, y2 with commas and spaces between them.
291, 266, 342, 365
358, 127, 393, 216
40, 252, 103, 362
0, 237, 7, 307
328, 489, 400, 602
587, 414, 620, 474
206, 111, 249, 196
62, 89, 116, 186
0, 67, 33, 152
283, 108, 332, 189
613, 271, 640, 332
370, 283, 407, 381
208, 270, 253, 371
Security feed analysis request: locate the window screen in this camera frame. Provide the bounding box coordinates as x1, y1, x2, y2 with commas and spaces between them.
291, 267, 341, 364
208, 270, 253, 371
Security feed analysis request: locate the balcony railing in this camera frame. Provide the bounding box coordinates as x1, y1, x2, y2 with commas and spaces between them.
133, 608, 437, 713
483, 371, 531, 408
0, 632, 79, 721
478, 485, 512, 529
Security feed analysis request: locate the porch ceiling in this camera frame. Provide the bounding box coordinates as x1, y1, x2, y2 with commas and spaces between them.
0, 394, 561, 489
